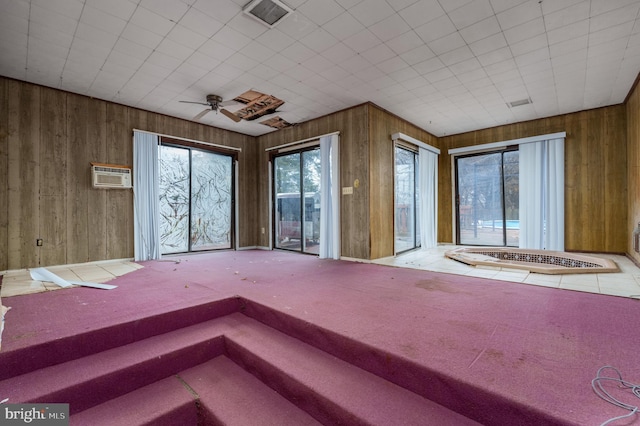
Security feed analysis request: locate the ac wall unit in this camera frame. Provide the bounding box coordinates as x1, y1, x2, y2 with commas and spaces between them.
91, 163, 132, 189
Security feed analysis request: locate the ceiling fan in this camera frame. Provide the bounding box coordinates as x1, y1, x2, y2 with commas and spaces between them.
179, 94, 241, 122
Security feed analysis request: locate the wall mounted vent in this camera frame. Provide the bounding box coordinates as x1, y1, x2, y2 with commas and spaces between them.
243, 0, 293, 28
91, 163, 132, 189
507, 98, 532, 108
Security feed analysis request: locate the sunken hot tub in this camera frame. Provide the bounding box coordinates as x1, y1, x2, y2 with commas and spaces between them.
445, 247, 619, 274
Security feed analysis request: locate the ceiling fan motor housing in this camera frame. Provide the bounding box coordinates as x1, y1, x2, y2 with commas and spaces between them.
206, 94, 223, 105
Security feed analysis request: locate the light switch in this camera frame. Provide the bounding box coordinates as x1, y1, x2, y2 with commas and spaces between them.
342, 187, 353, 195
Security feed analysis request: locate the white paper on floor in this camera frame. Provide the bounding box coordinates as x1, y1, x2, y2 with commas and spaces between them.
29, 268, 117, 290
0, 305, 10, 351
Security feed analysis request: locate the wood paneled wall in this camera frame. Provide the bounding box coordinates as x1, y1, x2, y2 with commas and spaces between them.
626, 80, 640, 263
440, 106, 628, 253
0, 77, 254, 270
367, 104, 438, 259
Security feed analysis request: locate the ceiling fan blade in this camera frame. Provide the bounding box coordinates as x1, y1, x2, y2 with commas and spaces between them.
180, 100, 210, 106
193, 108, 211, 120
219, 99, 241, 108
220, 108, 241, 123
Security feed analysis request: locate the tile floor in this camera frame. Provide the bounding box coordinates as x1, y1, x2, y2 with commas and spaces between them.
373, 245, 640, 299
1, 247, 640, 300
0, 259, 144, 299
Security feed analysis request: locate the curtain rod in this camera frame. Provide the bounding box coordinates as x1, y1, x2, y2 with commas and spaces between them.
391, 132, 440, 154
133, 129, 242, 152
265, 131, 340, 152
448, 131, 566, 155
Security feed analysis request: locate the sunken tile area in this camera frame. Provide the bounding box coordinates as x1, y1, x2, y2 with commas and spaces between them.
1, 250, 640, 425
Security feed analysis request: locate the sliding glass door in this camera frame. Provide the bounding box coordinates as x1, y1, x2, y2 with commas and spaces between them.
273, 147, 321, 254
455, 149, 519, 246
395, 145, 420, 253
159, 144, 234, 254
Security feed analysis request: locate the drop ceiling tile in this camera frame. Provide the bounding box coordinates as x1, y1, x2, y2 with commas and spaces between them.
146, 50, 183, 72
256, 29, 296, 51
590, 0, 640, 17
469, 32, 508, 56
412, 56, 445, 75
458, 69, 490, 85
397, 0, 445, 28
477, 46, 512, 66
227, 13, 269, 39
263, 53, 298, 73
297, 0, 344, 26
459, 16, 501, 44
389, 65, 420, 82
156, 38, 195, 62
31, 0, 84, 20
106, 49, 145, 71
547, 20, 590, 45
400, 45, 436, 65
85, 0, 138, 21
448, 0, 494, 30
139, 0, 190, 22
129, 6, 175, 37
211, 25, 253, 51
178, 9, 224, 38
120, 24, 164, 50
449, 57, 483, 75
247, 63, 280, 79
349, 0, 396, 26
361, 43, 397, 64
99, 60, 137, 80
344, 29, 382, 53
321, 42, 356, 63
369, 14, 411, 42
514, 47, 549, 68
502, 17, 545, 45
226, 52, 260, 71
28, 24, 73, 48
29, 4, 78, 35
166, 25, 208, 51
401, 75, 429, 90
276, 11, 319, 39
424, 66, 454, 83
322, 12, 365, 40
509, 33, 548, 57
301, 54, 335, 72
414, 15, 457, 44
543, 1, 590, 31
377, 55, 410, 73
300, 28, 340, 53
341, 54, 372, 73
496, 0, 541, 31
440, 46, 475, 66
549, 35, 588, 59
240, 41, 276, 64
80, 5, 128, 36
386, 31, 425, 55
589, 21, 635, 46
428, 32, 466, 55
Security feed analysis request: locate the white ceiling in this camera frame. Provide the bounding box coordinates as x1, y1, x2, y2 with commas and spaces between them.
2, 0, 640, 137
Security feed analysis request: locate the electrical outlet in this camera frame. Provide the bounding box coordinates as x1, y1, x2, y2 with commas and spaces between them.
36, 238, 43, 246
342, 187, 353, 195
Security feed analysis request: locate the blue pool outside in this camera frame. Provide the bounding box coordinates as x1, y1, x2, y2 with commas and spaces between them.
479, 220, 520, 230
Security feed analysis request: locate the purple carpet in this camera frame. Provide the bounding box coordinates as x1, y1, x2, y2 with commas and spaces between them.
0, 250, 638, 425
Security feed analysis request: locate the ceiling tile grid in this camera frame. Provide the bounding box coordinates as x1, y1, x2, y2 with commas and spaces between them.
1, 0, 640, 136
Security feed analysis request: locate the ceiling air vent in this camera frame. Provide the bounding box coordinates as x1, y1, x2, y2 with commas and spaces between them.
507, 98, 532, 108
243, 0, 293, 28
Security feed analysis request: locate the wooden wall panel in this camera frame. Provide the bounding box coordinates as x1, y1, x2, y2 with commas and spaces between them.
0, 79, 7, 270
257, 105, 370, 259
367, 105, 438, 259
440, 106, 627, 254
7, 82, 40, 269
1, 77, 252, 269
627, 80, 640, 263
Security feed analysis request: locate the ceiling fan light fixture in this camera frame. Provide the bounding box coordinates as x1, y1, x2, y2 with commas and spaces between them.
243, 0, 293, 28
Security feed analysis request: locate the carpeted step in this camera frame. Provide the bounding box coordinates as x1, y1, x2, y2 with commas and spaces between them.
179, 356, 323, 425
0, 297, 241, 381
221, 313, 481, 426
69, 376, 198, 426
0, 316, 231, 414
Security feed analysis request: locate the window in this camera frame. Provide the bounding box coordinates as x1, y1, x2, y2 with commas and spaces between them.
455, 149, 519, 246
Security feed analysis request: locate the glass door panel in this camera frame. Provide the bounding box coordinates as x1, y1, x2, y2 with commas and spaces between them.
395, 146, 419, 253
274, 153, 302, 251
159, 144, 233, 255
191, 150, 232, 251
456, 150, 518, 246
159, 145, 190, 254
273, 147, 321, 254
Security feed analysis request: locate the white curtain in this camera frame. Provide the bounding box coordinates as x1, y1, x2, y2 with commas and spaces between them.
419, 147, 438, 249
319, 134, 340, 259
519, 137, 564, 250
133, 131, 161, 261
